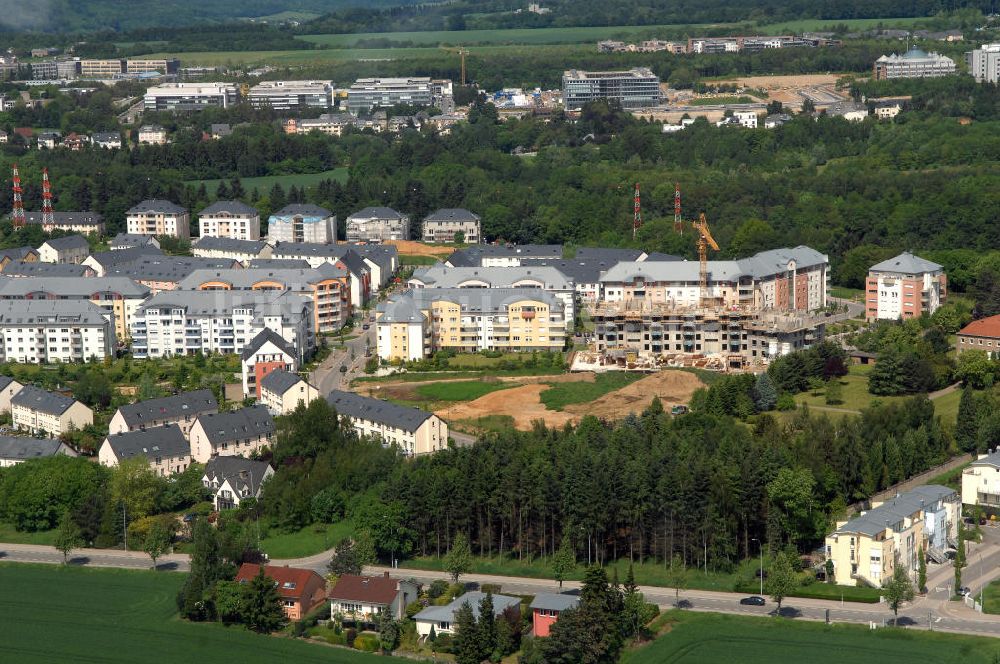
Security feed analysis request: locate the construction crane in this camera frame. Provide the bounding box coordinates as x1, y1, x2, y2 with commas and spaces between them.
692, 213, 720, 306
440, 46, 470, 86
632, 183, 642, 240
673, 182, 683, 234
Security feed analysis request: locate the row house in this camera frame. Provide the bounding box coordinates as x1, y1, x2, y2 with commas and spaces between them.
189, 405, 275, 463
37, 235, 89, 264
202, 456, 274, 509
191, 237, 272, 265
0, 436, 76, 468
109, 389, 218, 438
12, 385, 93, 438
25, 211, 105, 235
98, 424, 192, 477
327, 389, 448, 457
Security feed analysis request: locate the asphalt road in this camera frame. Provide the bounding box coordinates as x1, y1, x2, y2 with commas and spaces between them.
311, 323, 377, 395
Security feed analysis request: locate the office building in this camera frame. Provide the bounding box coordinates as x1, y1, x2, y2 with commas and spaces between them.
967, 43, 1000, 83
143, 82, 239, 112
562, 68, 661, 110
865, 252, 947, 321
126, 58, 180, 75
346, 77, 433, 115
873, 47, 956, 80
198, 200, 261, 241
126, 200, 191, 240
248, 80, 333, 110
267, 204, 337, 244
80, 59, 125, 78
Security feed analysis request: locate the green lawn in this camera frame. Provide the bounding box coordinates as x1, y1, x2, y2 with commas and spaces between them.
0, 521, 56, 546
400, 254, 440, 266
540, 372, 645, 410
623, 610, 1000, 664
186, 168, 348, 199
931, 387, 963, 425
0, 564, 387, 663
688, 96, 755, 106
983, 578, 1000, 614
926, 460, 971, 490
754, 16, 934, 33
829, 286, 864, 300
413, 380, 516, 402
794, 365, 900, 413
451, 414, 517, 434
260, 520, 353, 559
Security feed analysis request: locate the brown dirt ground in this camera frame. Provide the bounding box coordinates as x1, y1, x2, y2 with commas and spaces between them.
565, 370, 704, 420
384, 240, 455, 257
710, 73, 848, 106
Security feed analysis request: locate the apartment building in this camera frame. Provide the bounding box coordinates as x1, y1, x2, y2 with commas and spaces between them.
137, 124, 168, 145
446, 244, 564, 268
376, 287, 567, 361
143, 82, 239, 111
202, 456, 274, 510
825, 485, 959, 586
198, 201, 261, 241
284, 113, 356, 137
270, 244, 372, 306
0, 300, 115, 363
0, 376, 23, 414
99, 424, 192, 476
259, 369, 318, 415
0, 437, 75, 468
37, 235, 89, 264
109, 234, 161, 252
2, 261, 93, 278
327, 389, 448, 456
248, 80, 333, 110
961, 450, 1000, 507
192, 237, 272, 264
267, 204, 337, 244
562, 68, 661, 110
106, 255, 242, 293
968, 43, 1000, 83
956, 315, 1000, 358
189, 405, 275, 463
422, 208, 482, 243
12, 385, 93, 438
345, 207, 410, 242
865, 252, 946, 321
347, 77, 433, 115
24, 211, 105, 235
874, 47, 957, 80
241, 328, 299, 398
109, 389, 218, 438
131, 290, 314, 361
352, 244, 399, 289
126, 200, 191, 239
408, 264, 575, 329
0, 276, 149, 344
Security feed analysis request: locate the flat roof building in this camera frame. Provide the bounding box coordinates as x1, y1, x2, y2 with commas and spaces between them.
347, 77, 433, 115
143, 82, 239, 112
248, 80, 333, 110
562, 68, 661, 110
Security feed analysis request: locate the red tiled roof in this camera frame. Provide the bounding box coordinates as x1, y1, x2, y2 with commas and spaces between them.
235, 563, 325, 602
328, 573, 402, 605
958, 315, 1000, 339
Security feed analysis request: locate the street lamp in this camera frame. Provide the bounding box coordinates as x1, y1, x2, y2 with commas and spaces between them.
751, 538, 763, 596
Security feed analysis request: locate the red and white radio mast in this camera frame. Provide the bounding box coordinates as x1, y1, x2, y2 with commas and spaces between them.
41, 168, 54, 230
10, 164, 24, 228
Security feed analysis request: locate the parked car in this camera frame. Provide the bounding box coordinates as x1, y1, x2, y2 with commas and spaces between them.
670, 405, 689, 416
362, 324, 370, 330
958, 586, 971, 597
739, 596, 766, 606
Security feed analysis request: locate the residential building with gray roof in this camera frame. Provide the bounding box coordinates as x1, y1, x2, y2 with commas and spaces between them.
11, 385, 93, 438
0, 300, 115, 363
327, 389, 448, 456
0, 436, 76, 467
267, 204, 336, 244
422, 208, 481, 244
99, 424, 192, 476
189, 405, 275, 463
345, 206, 410, 243
198, 200, 261, 241
109, 389, 218, 438
202, 456, 275, 509
126, 199, 191, 240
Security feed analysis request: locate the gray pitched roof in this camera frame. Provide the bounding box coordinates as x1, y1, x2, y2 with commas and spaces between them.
532, 258, 615, 284
90, 246, 163, 269
327, 389, 434, 433
0, 247, 38, 262
574, 247, 644, 262
260, 369, 307, 395
247, 259, 311, 269
835, 485, 955, 537
0, 299, 109, 326
869, 252, 942, 275
348, 206, 405, 220
378, 297, 426, 323
409, 265, 572, 290
203, 456, 273, 495
600, 246, 828, 284
127, 199, 187, 215
92, 131, 121, 143
0, 376, 17, 392
11, 385, 81, 416
40, 234, 89, 251
199, 200, 258, 216
3, 261, 92, 277
107, 255, 241, 283
25, 211, 103, 226
414, 592, 520, 623
424, 208, 480, 223
177, 265, 346, 291
271, 242, 349, 258
644, 252, 684, 262
109, 233, 160, 249
0, 276, 149, 299
192, 236, 269, 253
0, 436, 72, 461
115, 389, 218, 428
195, 405, 274, 445
446, 244, 563, 267
530, 593, 580, 611
103, 424, 189, 461
271, 204, 332, 218
385, 287, 561, 314
241, 328, 298, 361
972, 450, 1000, 469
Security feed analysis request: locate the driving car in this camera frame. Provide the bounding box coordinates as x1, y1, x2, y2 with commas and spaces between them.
739, 596, 766, 606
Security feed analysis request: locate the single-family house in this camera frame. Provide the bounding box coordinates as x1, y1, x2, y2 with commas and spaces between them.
189, 405, 275, 463
530, 593, 580, 637
328, 572, 419, 623
98, 424, 192, 476
414, 592, 521, 637
202, 456, 274, 509
235, 563, 328, 621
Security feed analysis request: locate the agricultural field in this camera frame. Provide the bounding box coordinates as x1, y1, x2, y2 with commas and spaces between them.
753, 16, 934, 34
623, 610, 1000, 664
185, 168, 348, 198
0, 564, 386, 664
259, 520, 355, 559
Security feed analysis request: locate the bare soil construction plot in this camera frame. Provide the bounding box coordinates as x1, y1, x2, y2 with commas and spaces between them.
384, 240, 454, 257
711, 74, 848, 108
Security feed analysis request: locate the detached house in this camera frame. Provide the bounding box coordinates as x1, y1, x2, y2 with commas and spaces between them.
202, 456, 274, 509
189, 405, 275, 463
98, 424, 191, 476
109, 389, 218, 439
414, 592, 521, 637
235, 564, 328, 621
329, 572, 419, 623
11, 385, 93, 438
530, 593, 580, 637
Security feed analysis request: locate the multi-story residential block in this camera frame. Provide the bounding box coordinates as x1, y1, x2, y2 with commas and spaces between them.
0, 276, 149, 344
126, 200, 191, 239
0, 437, 75, 468
143, 82, 239, 111
12, 385, 93, 438
562, 68, 661, 110
376, 287, 567, 361
37, 234, 89, 264
260, 369, 318, 415
968, 43, 1000, 83
0, 300, 115, 363
961, 450, 1000, 507
241, 328, 299, 398
956, 315, 1000, 358
109, 389, 218, 438
189, 405, 275, 463
0, 376, 23, 414
106, 255, 241, 293
267, 204, 337, 244
2, 261, 94, 278
408, 264, 575, 329
825, 485, 959, 586
352, 244, 399, 289
347, 77, 433, 115
177, 264, 351, 333
83, 245, 163, 277
327, 390, 449, 456
248, 80, 333, 110
445, 244, 564, 268
345, 207, 410, 242
874, 47, 956, 80
422, 208, 482, 243
25, 211, 104, 235
865, 252, 946, 321
202, 456, 274, 509
99, 424, 192, 477
131, 290, 314, 361
137, 124, 168, 145
198, 201, 261, 241
192, 237, 271, 265
270, 244, 372, 306
79, 59, 125, 78
329, 572, 419, 623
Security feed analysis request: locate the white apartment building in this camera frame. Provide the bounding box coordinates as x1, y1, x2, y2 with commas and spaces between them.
248, 80, 333, 110
188, 405, 275, 463
345, 207, 410, 242
126, 200, 191, 240
962, 450, 1000, 507
422, 208, 481, 243
143, 82, 239, 111
267, 204, 337, 244
865, 252, 947, 321
0, 300, 115, 363
137, 125, 168, 145
327, 390, 448, 456
11, 385, 93, 438
130, 290, 314, 362
198, 200, 261, 241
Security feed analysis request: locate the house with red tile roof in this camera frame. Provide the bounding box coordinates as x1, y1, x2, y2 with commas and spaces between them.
957, 315, 1000, 359
235, 563, 327, 621
328, 572, 419, 623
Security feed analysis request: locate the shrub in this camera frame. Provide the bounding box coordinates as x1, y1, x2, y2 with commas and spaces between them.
433, 633, 454, 653
405, 600, 424, 619
345, 628, 357, 647
354, 634, 379, 652
291, 621, 306, 637
481, 583, 503, 594
776, 393, 796, 411
448, 582, 466, 599
428, 579, 449, 599
326, 632, 347, 645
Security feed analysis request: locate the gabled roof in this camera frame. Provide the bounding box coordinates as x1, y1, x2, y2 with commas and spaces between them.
0, 375, 19, 392
327, 389, 433, 433
102, 424, 189, 461
115, 389, 218, 428
199, 200, 258, 216
192, 236, 269, 253
271, 204, 332, 218
834, 485, 955, 537
329, 573, 409, 604
574, 247, 644, 262
109, 233, 161, 250
409, 265, 572, 290
0, 276, 149, 299
235, 564, 325, 602
958, 315, 1000, 340
39, 234, 89, 252
532, 258, 616, 285
0, 436, 73, 461
971, 450, 1000, 470
0, 247, 38, 262
107, 256, 241, 283
247, 259, 311, 269
195, 405, 275, 445
11, 385, 81, 416
378, 297, 426, 323
414, 592, 520, 623
530, 593, 580, 611
126, 199, 187, 215
25, 211, 103, 226
869, 252, 942, 275
203, 456, 273, 495
260, 369, 307, 396
241, 328, 297, 361
424, 208, 480, 223
87, 245, 164, 269
4, 261, 92, 277
348, 206, 405, 221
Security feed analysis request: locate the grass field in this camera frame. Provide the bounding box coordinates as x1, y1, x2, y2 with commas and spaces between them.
829, 286, 865, 300
754, 16, 933, 34
540, 371, 644, 410
186, 168, 348, 198
400, 254, 440, 266
413, 380, 515, 402
0, 521, 56, 546
260, 520, 353, 559
623, 610, 1000, 664
926, 460, 971, 490
688, 96, 755, 106
984, 578, 1000, 614
0, 564, 386, 663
